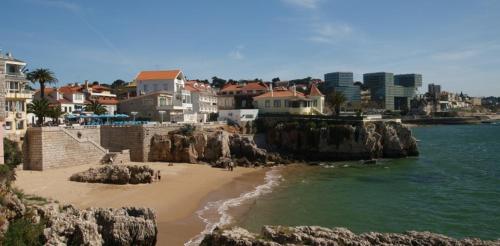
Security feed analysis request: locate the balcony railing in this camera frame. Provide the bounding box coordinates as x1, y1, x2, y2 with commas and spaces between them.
6, 90, 32, 99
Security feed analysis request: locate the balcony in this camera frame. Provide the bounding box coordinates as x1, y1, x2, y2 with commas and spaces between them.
6, 90, 32, 99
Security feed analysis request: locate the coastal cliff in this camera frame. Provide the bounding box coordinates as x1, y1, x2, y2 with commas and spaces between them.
263, 121, 419, 161
201, 226, 499, 246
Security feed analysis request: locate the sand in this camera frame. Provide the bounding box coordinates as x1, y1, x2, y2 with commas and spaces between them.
14, 163, 267, 245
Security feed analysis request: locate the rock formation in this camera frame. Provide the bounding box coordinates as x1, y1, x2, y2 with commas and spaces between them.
201, 226, 499, 246
149, 130, 277, 166
70, 165, 154, 184
264, 121, 419, 161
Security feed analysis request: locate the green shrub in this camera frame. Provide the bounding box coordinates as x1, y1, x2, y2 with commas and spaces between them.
179, 124, 196, 136
4, 138, 22, 170
2, 218, 44, 246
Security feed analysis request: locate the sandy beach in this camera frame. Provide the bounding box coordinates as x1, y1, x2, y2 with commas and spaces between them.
14, 162, 267, 245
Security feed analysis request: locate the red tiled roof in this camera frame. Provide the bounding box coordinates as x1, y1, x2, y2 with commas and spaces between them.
136, 70, 181, 81
59, 85, 83, 94
220, 82, 268, 92
185, 81, 214, 93
96, 98, 119, 105
308, 84, 324, 96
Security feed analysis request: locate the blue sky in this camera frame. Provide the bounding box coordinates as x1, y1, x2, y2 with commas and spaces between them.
1, 0, 500, 96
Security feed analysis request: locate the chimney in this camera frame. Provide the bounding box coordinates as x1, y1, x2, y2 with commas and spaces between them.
292, 84, 297, 96
84, 80, 89, 89
269, 84, 273, 97
6, 52, 12, 58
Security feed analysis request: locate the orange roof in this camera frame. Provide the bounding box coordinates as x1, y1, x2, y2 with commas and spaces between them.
308, 84, 324, 96
185, 81, 214, 93
254, 88, 306, 99
220, 82, 268, 92
136, 70, 181, 81
59, 85, 83, 94
96, 98, 119, 105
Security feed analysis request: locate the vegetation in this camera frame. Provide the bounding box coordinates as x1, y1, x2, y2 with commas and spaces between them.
47, 105, 64, 125
211, 76, 227, 89
179, 124, 196, 136
27, 99, 50, 126
2, 218, 44, 246
85, 100, 107, 115
4, 138, 22, 170
26, 68, 58, 99
325, 91, 347, 116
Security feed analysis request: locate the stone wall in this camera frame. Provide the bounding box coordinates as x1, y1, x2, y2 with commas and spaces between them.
23, 127, 107, 170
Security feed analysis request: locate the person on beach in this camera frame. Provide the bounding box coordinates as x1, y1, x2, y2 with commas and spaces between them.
229, 162, 234, 172
157, 170, 162, 181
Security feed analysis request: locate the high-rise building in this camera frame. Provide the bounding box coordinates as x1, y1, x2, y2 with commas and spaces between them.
428, 83, 441, 99
324, 72, 361, 104
363, 72, 422, 111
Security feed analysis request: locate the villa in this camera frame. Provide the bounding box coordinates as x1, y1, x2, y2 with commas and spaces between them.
217, 81, 268, 110
0, 52, 32, 141
253, 84, 325, 115
185, 81, 218, 122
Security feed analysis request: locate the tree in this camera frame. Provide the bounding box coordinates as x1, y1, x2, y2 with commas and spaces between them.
85, 100, 107, 115
111, 80, 126, 89
27, 99, 50, 126
272, 77, 280, 83
211, 76, 227, 89
47, 105, 65, 124
325, 91, 347, 116
27, 68, 58, 99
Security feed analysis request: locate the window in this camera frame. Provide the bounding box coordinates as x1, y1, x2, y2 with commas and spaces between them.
7, 81, 20, 93
143, 84, 149, 92
17, 120, 24, 130
74, 93, 83, 101
265, 100, 270, 108
4, 122, 12, 130
273, 100, 281, 108
313, 100, 318, 107
5, 101, 24, 112
159, 97, 169, 106
244, 114, 254, 119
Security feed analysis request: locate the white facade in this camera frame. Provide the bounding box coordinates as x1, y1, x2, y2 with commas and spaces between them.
218, 109, 259, 125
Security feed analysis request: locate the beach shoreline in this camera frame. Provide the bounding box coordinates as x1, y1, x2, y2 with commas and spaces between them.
14, 162, 269, 245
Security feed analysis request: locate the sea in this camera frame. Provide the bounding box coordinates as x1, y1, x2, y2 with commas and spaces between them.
187, 124, 500, 245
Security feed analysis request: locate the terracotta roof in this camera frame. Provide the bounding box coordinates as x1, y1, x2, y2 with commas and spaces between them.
220, 82, 268, 93
136, 70, 181, 81
254, 88, 306, 99
185, 81, 214, 93
59, 85, 83, 94
96, 98, 119, 105
308, 84, 324, 96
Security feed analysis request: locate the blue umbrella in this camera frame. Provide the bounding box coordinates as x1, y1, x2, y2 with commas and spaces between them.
114, 114, 129, 118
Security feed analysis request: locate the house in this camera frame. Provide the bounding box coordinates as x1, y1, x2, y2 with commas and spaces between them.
134, 70, 193, 112
253, 84, 325, 115
217, 81, 268, 109
118, 91, 182, 122
82, 81, 118, 114
185, 81, 218, 122
1, 52, 32, 141
218, 109, 259, 126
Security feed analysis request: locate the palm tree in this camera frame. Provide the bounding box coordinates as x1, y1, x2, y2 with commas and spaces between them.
85, 100, 107, 115
28, 99, 50, 126
326, 91, 347, 116
48, 105, 65, 125
27, 68, 58, 99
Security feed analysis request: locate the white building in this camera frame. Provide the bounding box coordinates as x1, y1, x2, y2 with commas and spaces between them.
135, 70, 193, 111
0, 52, 32, 141
218, 109, 259, 126
185, 81, 217, 122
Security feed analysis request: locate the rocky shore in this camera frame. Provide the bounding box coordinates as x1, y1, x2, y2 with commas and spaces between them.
148, 120, 419, 167
263, 121, 419, 161
201, 226, 499, 246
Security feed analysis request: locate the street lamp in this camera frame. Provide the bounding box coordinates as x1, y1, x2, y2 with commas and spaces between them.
158, 111, 165, 124
131, 111, 138, 122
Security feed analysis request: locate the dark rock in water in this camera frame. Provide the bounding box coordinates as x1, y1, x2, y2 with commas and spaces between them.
201, 226, 499, 246
70, 165, 154, 184
264, 121, 419, 161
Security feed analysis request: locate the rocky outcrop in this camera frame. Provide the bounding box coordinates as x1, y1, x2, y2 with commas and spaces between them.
149, 130, 278, 166
70, 165, 154, 184
201, 226, 499, 246
264, 121, 419, 161
35, 204, 157, 246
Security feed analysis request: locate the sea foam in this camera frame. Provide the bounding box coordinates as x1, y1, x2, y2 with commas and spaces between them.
185, 167, 282, 246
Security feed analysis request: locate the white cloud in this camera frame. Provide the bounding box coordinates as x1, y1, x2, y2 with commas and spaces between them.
229, 45, 245, 60
431, 50, 479, 61
281, 0, 322, 9
309, 22, 353, 44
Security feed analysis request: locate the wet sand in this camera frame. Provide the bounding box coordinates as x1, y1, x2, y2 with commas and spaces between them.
14, 162, 267, 245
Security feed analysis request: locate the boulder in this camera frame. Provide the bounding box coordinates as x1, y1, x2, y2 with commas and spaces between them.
70, 165, 154, 185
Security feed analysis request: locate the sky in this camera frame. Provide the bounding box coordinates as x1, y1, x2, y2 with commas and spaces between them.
1, 0, 500, 96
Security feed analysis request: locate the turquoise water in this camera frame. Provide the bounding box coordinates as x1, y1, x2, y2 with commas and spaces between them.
236, 124, 500, 240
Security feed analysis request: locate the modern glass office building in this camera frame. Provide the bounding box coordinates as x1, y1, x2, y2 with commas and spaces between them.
324, 72, 361, 104
363, 72, 422, 111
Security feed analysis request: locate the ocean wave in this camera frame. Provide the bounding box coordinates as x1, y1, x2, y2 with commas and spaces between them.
184, 167, 282, 246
